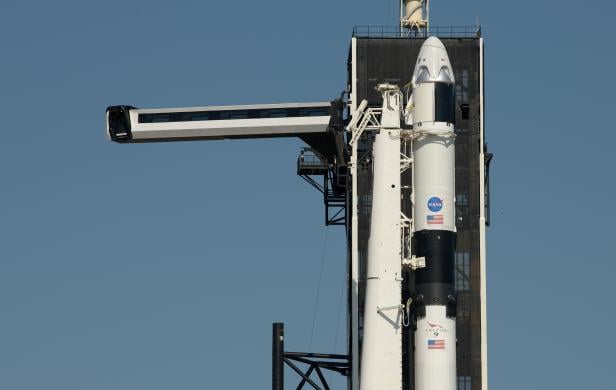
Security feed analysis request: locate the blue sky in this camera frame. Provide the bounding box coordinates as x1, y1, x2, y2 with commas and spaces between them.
1, 1, 615, 389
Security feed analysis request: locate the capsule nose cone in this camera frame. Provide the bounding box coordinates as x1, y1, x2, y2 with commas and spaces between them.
423, 36, 446, 49
412, 37, 455, 84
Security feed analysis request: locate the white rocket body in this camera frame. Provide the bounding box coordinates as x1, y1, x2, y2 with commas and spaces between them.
360, 86, 403, 390
410, 37, 457, 390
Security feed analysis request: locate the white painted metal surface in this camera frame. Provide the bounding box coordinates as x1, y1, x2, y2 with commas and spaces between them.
347, 103, 385, 390
359, 86, 403, 390
349, 36, 360, 390
106, 102, 331, 142
409, 37, 456, 235
401, 0, 428, 30
412, 129, 456, 232
409, 83, 435, 123
415, 306, 456, 390
412, 38, 455, 85
408, 37, 457, 390
478, 37, 489, 390
130, 115, 330, 140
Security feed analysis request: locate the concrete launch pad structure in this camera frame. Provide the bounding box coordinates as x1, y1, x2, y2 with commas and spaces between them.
105, 3, 492, 390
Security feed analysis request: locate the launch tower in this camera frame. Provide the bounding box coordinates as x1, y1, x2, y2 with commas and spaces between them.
105, 2, 492, 389
347, 31, 491, 390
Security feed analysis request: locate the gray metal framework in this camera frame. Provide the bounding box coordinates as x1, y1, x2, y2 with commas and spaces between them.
273, 323, 350, 390
297, 148, 347, 226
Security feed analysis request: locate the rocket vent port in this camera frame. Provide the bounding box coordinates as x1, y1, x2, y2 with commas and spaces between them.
460, 104, 470, 120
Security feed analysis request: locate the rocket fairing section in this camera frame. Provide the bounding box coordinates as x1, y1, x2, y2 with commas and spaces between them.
409, 37, 457, 390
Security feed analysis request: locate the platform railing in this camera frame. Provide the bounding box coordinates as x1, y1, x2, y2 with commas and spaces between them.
352, 25, 481, 38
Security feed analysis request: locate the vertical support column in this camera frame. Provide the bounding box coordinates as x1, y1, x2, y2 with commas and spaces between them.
478, 37, 489, 390
273, 323, 284, 390
349, 36, 360, 390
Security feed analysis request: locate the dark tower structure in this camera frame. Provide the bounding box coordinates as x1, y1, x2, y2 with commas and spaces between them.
346, 28, 492, 390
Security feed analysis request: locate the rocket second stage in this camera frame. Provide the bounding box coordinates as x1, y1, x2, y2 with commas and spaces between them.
408, 37, 457, 390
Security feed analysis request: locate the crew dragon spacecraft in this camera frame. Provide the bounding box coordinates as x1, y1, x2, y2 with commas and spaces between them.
105, 1, 490, 389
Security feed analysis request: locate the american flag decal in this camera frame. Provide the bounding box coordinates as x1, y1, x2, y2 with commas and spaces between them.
427, 215, 444, 224
428, 339, 445, 350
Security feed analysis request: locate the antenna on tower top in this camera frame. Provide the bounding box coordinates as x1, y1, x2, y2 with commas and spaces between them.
400, 0, 430, 36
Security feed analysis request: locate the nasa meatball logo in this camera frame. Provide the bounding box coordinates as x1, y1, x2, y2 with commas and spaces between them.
427, 197, 443, 212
